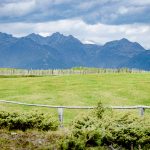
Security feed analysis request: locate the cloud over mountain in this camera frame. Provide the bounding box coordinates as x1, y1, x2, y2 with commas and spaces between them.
0, 0, 150, 49
0, 19, 149, 49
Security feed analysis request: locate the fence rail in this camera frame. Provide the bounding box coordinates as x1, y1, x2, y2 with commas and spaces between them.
1, 100, 150, 127
0, 68, 148, 76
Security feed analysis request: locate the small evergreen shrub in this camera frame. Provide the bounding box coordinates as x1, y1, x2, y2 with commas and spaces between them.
60, 102, 150, 150
0, 111, 58, 131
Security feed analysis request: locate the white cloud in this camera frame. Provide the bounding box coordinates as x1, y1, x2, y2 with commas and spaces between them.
0, 19, 150, 49
118, 7, 128, 15
77, 0, 107, 10
0, 0, 36, 17
118, 5, 147, 16
130, 0, 150, 6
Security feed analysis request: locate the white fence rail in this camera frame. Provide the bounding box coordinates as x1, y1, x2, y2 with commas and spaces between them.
1, 100, 150, 127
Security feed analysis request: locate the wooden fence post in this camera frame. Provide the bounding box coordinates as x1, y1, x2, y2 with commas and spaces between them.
139, 107, 145, 116
58, 108, 64, 127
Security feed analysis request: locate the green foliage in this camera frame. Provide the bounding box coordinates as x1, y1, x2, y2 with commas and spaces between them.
60, 136, 86, 150
0, 111, 58, 131
60, 103, 150, 149
95, 101, 105, 119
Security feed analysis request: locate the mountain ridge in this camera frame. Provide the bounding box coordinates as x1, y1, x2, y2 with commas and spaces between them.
0, 32, 149, 70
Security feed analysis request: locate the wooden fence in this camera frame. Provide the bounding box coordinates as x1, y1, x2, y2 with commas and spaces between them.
0, 68, 148, 76
1, 100, 150, 127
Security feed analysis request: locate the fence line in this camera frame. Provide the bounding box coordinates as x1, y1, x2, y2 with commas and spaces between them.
0, 68, 148, 76
0, 100, 95, 109
1, 100, 150, 127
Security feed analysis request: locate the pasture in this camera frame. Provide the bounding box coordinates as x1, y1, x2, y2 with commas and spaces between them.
0, 73, 150, 124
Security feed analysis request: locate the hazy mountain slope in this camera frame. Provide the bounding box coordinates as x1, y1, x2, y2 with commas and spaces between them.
124, 50, 150, 70
94, 38, 145, 68
0, 32, 149, 70
0, 36, 64, 69
27, 32, 88, 67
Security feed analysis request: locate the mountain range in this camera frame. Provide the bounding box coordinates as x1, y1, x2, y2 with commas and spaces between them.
0, 32, 149, 70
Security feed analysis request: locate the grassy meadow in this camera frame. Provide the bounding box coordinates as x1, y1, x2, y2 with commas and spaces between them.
0, 73, 150, 124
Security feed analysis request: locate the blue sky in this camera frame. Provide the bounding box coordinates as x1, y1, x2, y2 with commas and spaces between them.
0, 0, 150, 48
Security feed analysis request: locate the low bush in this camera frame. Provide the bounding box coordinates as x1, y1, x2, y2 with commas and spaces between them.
0, 111, 58, 131
60, 103, 150, 150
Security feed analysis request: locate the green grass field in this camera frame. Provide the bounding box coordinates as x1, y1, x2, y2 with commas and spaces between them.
0, 73, 150, 124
